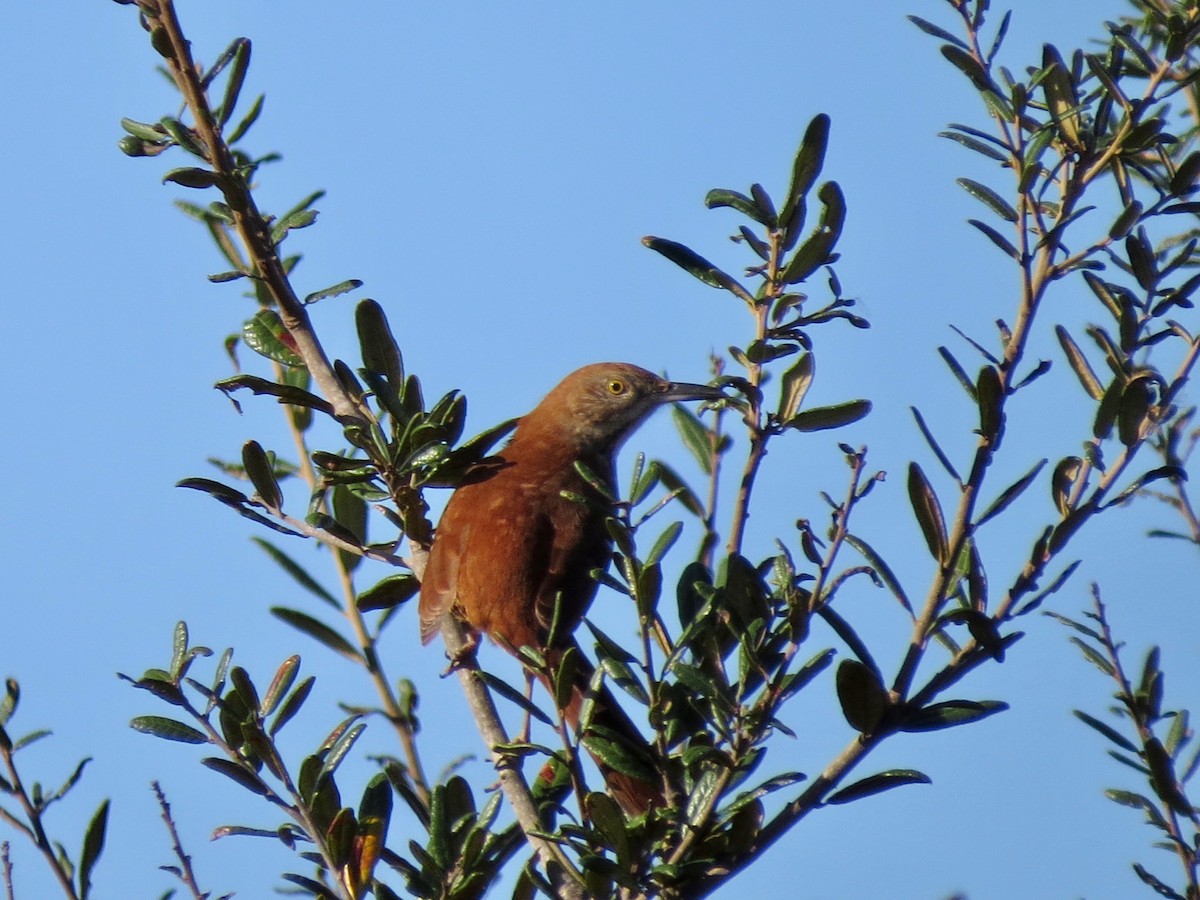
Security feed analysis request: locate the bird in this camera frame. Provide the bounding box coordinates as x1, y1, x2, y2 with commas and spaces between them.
419, 362, 724, 815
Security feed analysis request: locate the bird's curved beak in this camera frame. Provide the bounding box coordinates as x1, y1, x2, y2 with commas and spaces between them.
658, 380, 726, 404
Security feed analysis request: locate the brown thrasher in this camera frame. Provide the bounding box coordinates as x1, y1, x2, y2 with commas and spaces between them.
419, 362, 723, 815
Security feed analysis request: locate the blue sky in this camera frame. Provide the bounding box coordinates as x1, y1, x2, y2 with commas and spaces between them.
2, 2, 1197, 898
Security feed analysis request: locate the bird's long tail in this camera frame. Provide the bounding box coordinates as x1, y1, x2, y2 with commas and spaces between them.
540, 643, 667, 816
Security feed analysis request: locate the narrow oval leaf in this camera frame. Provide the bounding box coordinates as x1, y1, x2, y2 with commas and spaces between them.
976, 365, 1006, 445
1054, 325, 1104, 400
251, 538, 339, 608
202, 757, 271, 795
270, 675, 315, 737
163, 167, 219, 189
1073, 710, 1138, 752
777, 352, 814, 423
356, 299, 404, 384
957, 178, 1018, 222
581, 734, 656, 783
968, 218, 1019, 259
215, 375, 333, 416
304, 278, 363, 305
787, 399, 871, 432
835, 659, 887, 734
782, 181, 845, 285
356, 573, 420, 612
825, 769, 931, 805
216, 38, 250, 127
1042, 44, 1083, 149
976, 459, 1046, 527
318, 722, 366, 784
642, 236, 747, 297
900, 699, 1009, 732
585, 792, 631, 866
907, 462, 949, 565
242, 440, 282, 510
908, 15, 970, 49
780, 113, 831, 235
130, 716, 207, 744
79, 798, 110, 900
1117, 377, 1153, 446
270, 607, 362, 662
704, 188, 766, 224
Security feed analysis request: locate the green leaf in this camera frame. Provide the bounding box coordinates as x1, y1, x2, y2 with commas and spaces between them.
201, 758, 270, 796
331, 483, 367, 573
907, 15, 969, 50
645, 521, 683, 568
1073, 710, 1138, 753
1170, 151, 1200, 196
585, 792, 631, 867
777, 352, 814, 423
251, 538, 340, 609
704, 188, 767, 225
318, 721, 366, 784
939, 129, 1008, 162
355, 299, 404, 384
910, 406, 961, 483
941, 45, 991, 92
243, 309, 304, 367
786, 398, 871, 432
938, 346, 977, 399
1117, 376, 1153, 446
162, 167, 219, 189
261, 656, 301, 719
214, 375, 333, 416
130, 716, 207, 744
907, 462, 949, 564
1108, 201, 1143, 240
900, 700, 1008, 732
844, 534, 912, 615
780, 113, 830, 246
671, 405, 715, 475
781, 181, 845, 285
227, 93, 264, 144
976, 459, 1046, 527
78, 798, 110, 900
356, 573, 420, 612
968, 218, 1019, 259
304, 278, 363, 305
835, 659, 886, 734
580, 734, 656, 783
119, 117, 167, 142
271, 208, 318, 244
642, 236, 747, 297
1042, 44, 1083, 150
825, 769, 931, 805
241, 440, 282, 510
270, 675, 315, 738
270, 607, 362, 662
215, 38, 250, 127
475, 671, 554, 725
957, 178, 1018, 222
975, 364, 1005, 444
1055, 325, 1104, 400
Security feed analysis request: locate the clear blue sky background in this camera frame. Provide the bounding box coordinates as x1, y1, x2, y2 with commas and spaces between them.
2, 2, 1197, 898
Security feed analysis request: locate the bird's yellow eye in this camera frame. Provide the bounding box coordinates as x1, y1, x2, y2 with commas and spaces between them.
606, 378, 626, 395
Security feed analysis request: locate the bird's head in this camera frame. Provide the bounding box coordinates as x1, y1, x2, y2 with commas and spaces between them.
520, 362, 725, 454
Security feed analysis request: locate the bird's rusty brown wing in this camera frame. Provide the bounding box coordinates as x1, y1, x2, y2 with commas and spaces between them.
417, 491, 470, 644
532, 488, 611, 647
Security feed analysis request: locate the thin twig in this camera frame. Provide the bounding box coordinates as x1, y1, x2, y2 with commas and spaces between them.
152, 781, 207, 900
